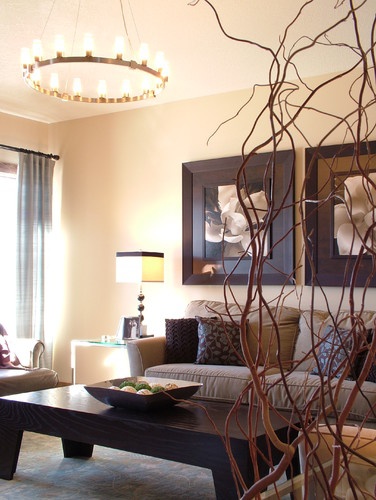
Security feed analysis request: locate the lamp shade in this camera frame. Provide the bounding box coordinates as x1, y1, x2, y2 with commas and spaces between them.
116, 251, 164, 283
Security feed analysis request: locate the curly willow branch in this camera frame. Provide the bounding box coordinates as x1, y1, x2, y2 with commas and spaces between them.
190, 0, 376, 498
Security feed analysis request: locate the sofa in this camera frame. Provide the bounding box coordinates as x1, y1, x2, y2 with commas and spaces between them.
0, 325, 59, 397
127, 300, 376, 425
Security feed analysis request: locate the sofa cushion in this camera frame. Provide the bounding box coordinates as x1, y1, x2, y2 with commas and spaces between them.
264, 371, 376, 422
185, 300, 243, 320
0, 324, 21, 368
0, 367, 59, 397
185, 301, 300, 370
145, 363, 255, 403
295, 309, 376, 372
195, 317, 245, 366
164, 318, 198, 364
247, 306, 300, 370
145, 363, 280, 403
310, 325, 354, 378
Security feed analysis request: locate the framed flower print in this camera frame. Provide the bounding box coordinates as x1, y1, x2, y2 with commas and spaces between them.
305, 141, 376, 287
182, 151, 295, 285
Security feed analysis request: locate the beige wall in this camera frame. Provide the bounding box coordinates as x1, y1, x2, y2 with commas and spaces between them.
1, 71, 375, 383
0, 112, 49, 162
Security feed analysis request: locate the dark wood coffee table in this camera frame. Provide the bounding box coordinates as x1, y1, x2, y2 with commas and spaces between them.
0, 385, 297, 499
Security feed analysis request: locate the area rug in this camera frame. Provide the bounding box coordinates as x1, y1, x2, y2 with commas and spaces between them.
0, 431, 216, 499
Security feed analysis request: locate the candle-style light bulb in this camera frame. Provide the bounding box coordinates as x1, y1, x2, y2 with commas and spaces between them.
32, 69, 41, 85
139, 43, 149, 66
161, 61, 169, 79
73, 78, 82, 96
84, 34, 93, 57
55, 35, 64, 57
142, 78, 150, 94
155, 52, 164, 72
115, 36, 124, 59
122, 80, 131, 97
32, 39, 42, 61
98, 80, 107, 98
21, 48, 31, 68
50, 73, 59, 91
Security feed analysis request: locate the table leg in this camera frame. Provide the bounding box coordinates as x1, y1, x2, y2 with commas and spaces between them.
61, 438, 94, 458
211, 467, 242, 500
210, 438, 253, 500
212, 425, 299, 499
0, 427, 23, 480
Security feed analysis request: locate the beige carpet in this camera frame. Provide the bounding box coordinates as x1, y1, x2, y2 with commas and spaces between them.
0, 431, 216, 499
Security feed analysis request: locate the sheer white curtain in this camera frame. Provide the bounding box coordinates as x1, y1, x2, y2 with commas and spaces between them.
16, 153, 55, 368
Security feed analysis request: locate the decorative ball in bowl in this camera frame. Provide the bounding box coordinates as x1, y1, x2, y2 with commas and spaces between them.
84, 376, 203, 411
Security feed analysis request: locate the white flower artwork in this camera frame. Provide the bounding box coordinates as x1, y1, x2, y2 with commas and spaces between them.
204, 184, 268, 259
334, 173, 376, 255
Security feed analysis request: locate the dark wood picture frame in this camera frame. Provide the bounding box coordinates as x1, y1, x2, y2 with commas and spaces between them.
182, 151, 295, 285
305, 141, 376, 287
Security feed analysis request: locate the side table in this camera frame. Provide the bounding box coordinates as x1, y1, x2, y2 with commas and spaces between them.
71, 339, 131, 385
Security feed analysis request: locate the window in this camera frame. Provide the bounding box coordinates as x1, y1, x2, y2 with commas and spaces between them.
0, 162, 17, 335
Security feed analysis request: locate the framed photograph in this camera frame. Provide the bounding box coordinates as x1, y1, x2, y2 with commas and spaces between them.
116, 316, 139, 340
182, 151, 295, 285
305, 141, 376, 287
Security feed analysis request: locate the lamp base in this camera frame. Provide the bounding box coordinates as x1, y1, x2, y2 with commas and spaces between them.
139, 324, 148, 337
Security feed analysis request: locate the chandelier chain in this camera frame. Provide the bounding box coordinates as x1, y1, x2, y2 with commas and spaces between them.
120, 0, 134, 56
39, 0, 57, 39
127, 0, 141, 45
71, 0, 82, 57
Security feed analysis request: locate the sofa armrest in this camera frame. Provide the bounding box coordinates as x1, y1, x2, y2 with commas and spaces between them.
127, 337, 166, 376
8, 338, 45, 368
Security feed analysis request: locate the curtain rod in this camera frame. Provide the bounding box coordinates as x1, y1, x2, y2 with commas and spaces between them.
0, 143, 60, 161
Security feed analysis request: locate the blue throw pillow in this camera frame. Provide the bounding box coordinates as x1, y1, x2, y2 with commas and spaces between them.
311, 325, 353, 378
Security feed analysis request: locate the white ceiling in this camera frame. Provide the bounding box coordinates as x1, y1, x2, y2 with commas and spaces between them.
0, 0, 374, 124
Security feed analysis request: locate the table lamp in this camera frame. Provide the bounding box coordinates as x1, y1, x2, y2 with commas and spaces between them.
116, 251, 164, 337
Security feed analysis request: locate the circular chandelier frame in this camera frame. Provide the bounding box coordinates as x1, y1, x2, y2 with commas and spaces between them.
23, 55, 168, 104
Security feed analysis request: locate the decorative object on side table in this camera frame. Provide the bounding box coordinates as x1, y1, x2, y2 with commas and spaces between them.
115, 316, 139, 340
115, 251, 164, 337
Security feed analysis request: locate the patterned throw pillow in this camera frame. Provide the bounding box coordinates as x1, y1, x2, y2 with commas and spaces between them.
311, 325, 353, 378
165, 318, 199, 364
0, 323, 21, 368
195, 316, 245, 366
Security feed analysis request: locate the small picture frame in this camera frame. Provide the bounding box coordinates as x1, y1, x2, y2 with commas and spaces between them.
116, 316, 139, 340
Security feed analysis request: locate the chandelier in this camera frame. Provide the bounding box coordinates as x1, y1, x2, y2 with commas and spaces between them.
21, 1, 169, 104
